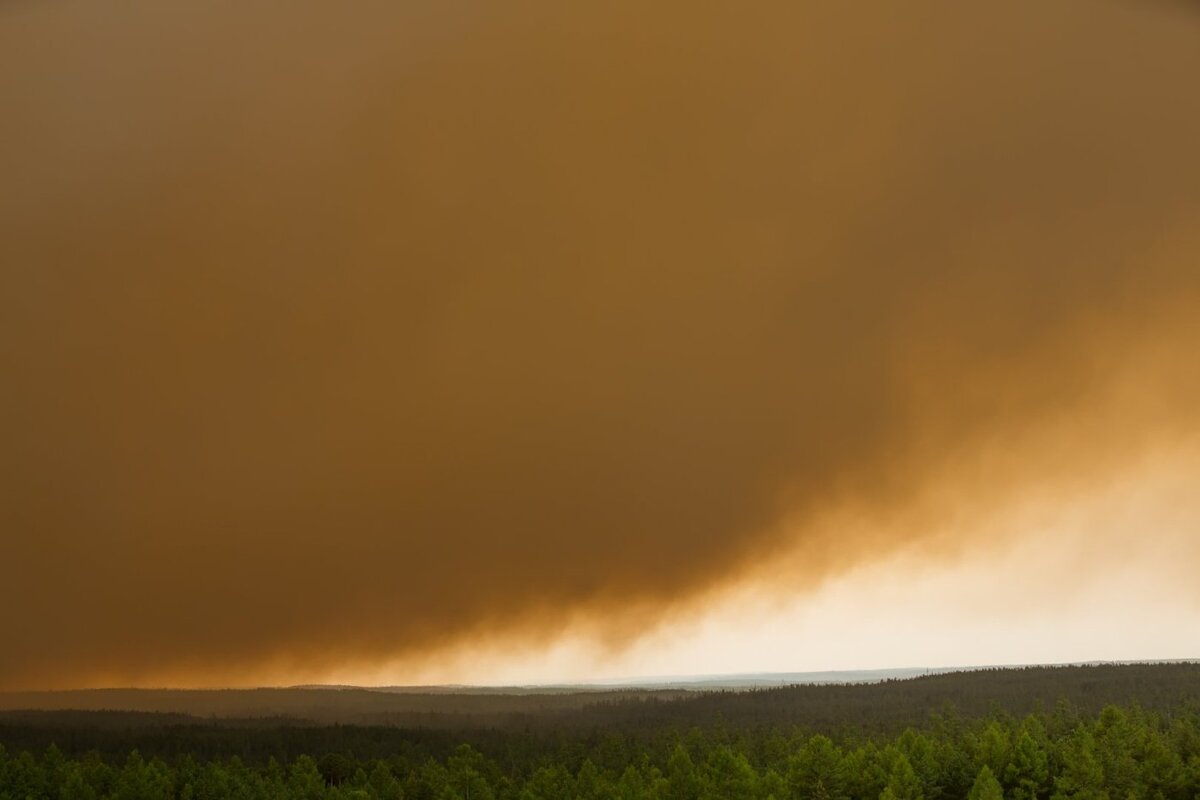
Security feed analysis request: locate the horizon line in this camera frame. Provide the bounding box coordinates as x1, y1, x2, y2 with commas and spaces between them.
5, 657, 1197, 695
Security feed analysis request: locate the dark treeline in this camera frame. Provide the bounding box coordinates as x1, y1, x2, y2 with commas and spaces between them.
1, 664, 1198, 798
4, 664, 1198, 731
571, 664, 1200, 734
0, 691, 694, 727
3, 702, 1200, 799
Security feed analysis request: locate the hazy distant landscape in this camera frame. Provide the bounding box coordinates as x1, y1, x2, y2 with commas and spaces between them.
0, 663, 1173, 725
1, 663, 1196, 729
0, 667, 948, 722
2, 664, 1199, 798
4, 0, 1200, 796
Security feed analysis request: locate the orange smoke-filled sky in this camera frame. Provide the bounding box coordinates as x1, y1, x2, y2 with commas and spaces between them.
1, 0, 1198, 690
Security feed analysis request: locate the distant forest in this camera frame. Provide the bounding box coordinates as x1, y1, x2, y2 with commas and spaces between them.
1, 663, 1197, 799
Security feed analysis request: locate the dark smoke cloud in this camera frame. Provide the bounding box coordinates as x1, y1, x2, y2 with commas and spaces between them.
1, 0, 1198, 688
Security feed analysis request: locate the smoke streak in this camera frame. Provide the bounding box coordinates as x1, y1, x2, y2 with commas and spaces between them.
1, 0, 1198, 688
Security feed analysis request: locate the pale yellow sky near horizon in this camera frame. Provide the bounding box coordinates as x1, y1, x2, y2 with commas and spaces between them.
66, 439, 1192, 691
254, 444, 1200, 688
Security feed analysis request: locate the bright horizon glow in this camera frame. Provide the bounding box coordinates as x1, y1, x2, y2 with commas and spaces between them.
295, 449, 1200, 689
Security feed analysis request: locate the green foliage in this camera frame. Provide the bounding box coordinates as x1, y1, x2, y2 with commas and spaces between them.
880, 749, 924, 800
967, 765, 1003, 800
367, 762, 402, 800
1051, 727, 1106, 800
787, 734, 846, 800
318, 753, 357, 787
700, 745, 756, 799
666, 743, 701, 800
290, 755, 327, 800
3, 699, 1200, 799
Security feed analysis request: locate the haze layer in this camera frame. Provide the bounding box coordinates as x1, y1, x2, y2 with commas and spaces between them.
2, 0, 1198, 688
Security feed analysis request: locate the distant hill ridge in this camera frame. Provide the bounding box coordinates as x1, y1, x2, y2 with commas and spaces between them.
1, 661, 1197, 729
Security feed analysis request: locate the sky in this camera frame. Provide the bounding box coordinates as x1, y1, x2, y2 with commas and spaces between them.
1, 0, 1198, 690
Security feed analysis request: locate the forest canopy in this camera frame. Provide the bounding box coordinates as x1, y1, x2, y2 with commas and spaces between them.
2, 664, 1198, 799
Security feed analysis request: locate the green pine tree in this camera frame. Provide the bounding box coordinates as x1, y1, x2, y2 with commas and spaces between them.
967, 766, 1004, 800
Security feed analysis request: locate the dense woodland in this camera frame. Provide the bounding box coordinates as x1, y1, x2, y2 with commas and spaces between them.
1, 664, 1197, 799
4, 664, 1197, 730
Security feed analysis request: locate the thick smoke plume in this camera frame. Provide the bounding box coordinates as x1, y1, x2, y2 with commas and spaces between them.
1, 0, 1198, 688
